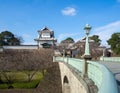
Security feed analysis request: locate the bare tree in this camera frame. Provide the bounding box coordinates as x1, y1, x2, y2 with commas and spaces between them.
0, 49, 54, 82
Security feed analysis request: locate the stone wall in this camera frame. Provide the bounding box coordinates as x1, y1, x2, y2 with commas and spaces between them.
58, 62, 88, 93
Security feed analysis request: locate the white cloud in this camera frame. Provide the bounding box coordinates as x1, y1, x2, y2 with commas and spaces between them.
57, 21, 120, 46
92, 21, 120, 46
117, 0, 120, 3
22, 34, 31, 38
61, 7, 77, 16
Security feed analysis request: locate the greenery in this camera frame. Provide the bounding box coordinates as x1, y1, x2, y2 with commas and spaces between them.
107, 32, 120, 55
0, 71, 43, 89
90, 35, 101, 46
0, 31, 23, 46
65, 37, 74, 42
62, 37, 75, 43
0, 49, 53, 82
0, 48, 54, 90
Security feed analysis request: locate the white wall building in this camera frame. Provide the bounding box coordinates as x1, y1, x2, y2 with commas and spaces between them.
34, 27, 57, 48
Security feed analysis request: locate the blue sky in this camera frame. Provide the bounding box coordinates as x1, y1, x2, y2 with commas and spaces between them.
0, 0, 120, 46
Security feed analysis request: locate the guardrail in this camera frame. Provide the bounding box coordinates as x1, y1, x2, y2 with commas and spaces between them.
53, 56, 119, 93
87, 60, 118, 93
53, 57, 83, 72
100, 56, 120, 62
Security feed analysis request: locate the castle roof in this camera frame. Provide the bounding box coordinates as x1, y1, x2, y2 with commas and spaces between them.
38, 26, 53, 33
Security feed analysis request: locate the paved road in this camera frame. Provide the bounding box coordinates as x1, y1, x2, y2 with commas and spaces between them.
99, 61, 120, 91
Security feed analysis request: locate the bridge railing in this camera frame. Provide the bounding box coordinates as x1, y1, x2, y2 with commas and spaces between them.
54, 57, 83, 72
100, 56, 120, 62
87, 60, 118, 93
53, 56, 119, 93
87, 61, 102, 89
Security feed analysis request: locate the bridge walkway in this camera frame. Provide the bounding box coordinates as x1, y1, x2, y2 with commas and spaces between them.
99, 61, 120, 91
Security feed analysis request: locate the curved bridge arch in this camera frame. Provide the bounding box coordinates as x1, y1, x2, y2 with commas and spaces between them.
63, 76, 69, 84
63, 76, 71, 93
59, 62, 88, 93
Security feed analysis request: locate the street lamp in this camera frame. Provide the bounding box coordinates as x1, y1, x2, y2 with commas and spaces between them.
82, 24, 92, 78
83, 24, 92, 59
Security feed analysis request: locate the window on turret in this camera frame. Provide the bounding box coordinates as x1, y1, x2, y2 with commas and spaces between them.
41, 33, 50, 38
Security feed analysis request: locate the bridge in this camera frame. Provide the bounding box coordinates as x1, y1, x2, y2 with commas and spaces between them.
53, 56, 120, 93
99, 57, 120, 90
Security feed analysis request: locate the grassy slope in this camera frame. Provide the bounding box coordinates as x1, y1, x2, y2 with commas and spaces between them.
0, 71, 43, 89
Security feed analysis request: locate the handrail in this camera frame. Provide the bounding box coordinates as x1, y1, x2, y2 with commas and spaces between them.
54, 57, 84, 72
87, 61, 103, 89
87, 60, 119, 93
54, 56, 119, 93
100, 56, 120, 62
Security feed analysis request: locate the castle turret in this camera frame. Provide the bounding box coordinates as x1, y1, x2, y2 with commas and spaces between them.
34, 26, 57, 48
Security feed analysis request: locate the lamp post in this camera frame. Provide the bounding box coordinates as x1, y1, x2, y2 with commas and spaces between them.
84, 24, 92, 59
82, 24, 92, 77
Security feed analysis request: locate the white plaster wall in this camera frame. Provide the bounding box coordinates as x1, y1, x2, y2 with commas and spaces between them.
59, 62, 87, 93
3, 46, 38, 49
